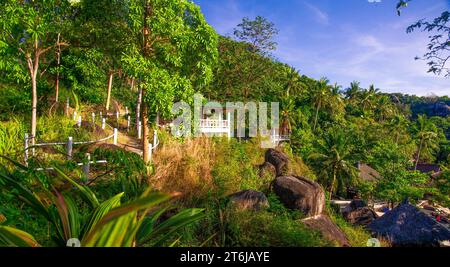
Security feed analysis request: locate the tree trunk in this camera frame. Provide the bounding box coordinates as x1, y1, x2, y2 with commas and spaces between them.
136, 86, 142, 132
130, 77, 135, 91
106, 71, 113, 111
414, 138, 424, 170
329, 169, 337, 201
55, 33, 61, 102
313, 101, 321, 131
30, 65, 38, 147
142, 90, 150, 164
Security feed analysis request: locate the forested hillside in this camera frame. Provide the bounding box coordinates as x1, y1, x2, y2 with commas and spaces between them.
0, 0, 449, 247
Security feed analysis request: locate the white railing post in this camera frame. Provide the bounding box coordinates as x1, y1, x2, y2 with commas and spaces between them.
227, 112, 232, 139
77, 115, 82, 127
113, 128, 118, 145
102, 118, 106, 130
73, 111, 77, 121
83, 153, 90, 179
92, 113, 95, 125
153, 129, 157, 147
67, 136, 73, 160
99, 111, 102, 121
125, 106, 128, 116
127, 115, 131, 132
138, 121, 142, 139
24, 133, 29, 166
148, 143, 153, 163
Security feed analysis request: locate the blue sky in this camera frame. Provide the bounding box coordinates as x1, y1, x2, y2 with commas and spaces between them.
193, 0, 450, 96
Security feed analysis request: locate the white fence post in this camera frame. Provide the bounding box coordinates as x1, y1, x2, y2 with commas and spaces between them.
125, 106, 128, 116
102, 118, 106, 130
227, 112, 232, 139
148, 143, 153, 163
127, 115, 131, 132
113, 128, 118, 145
100, 111, 102, 121
77, 115, 82, 127
153, 129, 157, 147
24, 133, 29, 166
67, 136, 73, 160
73, 111, 77, 121
138, 121, 142, 139
83, 153, 90, 179
92, 113, 95, 125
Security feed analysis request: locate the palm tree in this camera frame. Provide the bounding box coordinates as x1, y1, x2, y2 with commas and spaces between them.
345, 81, 361, 101
308, 129, 358, 199
374, 95, 395, 122
311, 78, 331, 131
413, 115, 438, 170
360, 84, 380, 115
388, 114, 409, 144
283, 66, 304, 98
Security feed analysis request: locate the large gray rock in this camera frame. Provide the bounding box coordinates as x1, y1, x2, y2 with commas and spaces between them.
342, 199, 378, 226
273, 176, 325, 217
302, 215, 351, 247
228, 190, 269, 211
258, 162, 277, 178
344, 207, 379, 226
369, 203, 450, 247
265, 149, 289, 177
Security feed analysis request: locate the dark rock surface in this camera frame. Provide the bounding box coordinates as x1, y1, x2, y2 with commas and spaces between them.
368, 203, 450, 247
265, 149, 289, 177
258, 162, 277, 178
344, 207, 379, 226
302, 215, 351, 247
273, 176, 325, 217
228, 190, 269, 211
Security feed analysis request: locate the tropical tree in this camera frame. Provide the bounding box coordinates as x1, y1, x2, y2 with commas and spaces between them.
359, 84, 380, 115
0, 0, 72, 146
310, 78, 344, 131
121, 0, 218, 163
233, 16, 279, 54
311, 78, 331, 131
412, 115, 439, 169
75, 0, 131, 111
345, 81, 361, 101
308, 128, 359, 199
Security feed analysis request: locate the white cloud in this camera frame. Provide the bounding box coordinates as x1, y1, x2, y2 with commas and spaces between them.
304, 2, 329, 25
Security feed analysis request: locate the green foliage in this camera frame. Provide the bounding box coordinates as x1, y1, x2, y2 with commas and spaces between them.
226, 210, 330, 247
233, 16, 279, 54
0, 158, 205, 247
122, 0, 218, 118
375, 169, 429, 204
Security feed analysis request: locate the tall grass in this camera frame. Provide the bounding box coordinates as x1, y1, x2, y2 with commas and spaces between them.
0, 118, 26, 164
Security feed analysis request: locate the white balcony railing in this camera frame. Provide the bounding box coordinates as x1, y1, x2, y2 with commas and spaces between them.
199, 119, 229, 129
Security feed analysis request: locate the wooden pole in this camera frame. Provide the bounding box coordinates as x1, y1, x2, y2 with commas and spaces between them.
92, 113, 95, 125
